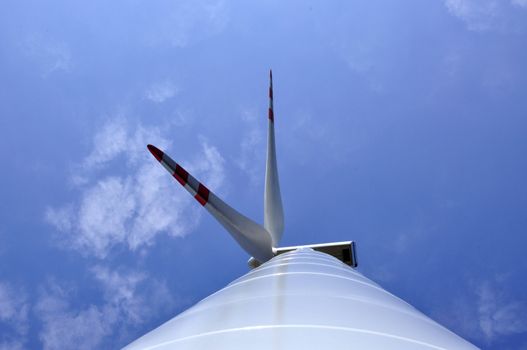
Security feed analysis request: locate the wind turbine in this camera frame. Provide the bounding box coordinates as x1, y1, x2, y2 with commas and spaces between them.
124, 71, 478, 350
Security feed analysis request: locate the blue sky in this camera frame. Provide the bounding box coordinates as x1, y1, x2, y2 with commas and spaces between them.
1, 0, 527, 349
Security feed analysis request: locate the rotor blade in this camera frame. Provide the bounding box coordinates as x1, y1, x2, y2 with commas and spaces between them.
264, 69, 285, 246
147, 144, 274, 262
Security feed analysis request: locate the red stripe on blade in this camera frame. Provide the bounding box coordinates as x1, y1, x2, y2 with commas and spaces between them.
268, 108, 274, 121
173, 164, 189, 186
195, 183, 210, 206
147, 144, 164, 162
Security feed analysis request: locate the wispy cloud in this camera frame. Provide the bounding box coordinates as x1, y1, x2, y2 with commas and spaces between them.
145, 80, 179, 103
79, 118, 132, 172
235, 108, 265, 185
284, 109, 360, 166
476, 281, 527, 341
36, 267, 175, 349
0, 282, 29, 349
331, 41, 384, 92
45, 118, 225, 258
444, 0, 527, 32
22, 33, 72, 77
511, 0, 527, 8
434, 276, 527, 345
445, 0, 500, 32
144, 0, 229, 47
0, 341, 25, 350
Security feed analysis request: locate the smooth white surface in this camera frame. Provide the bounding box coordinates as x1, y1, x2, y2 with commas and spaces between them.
123, 249, 479, 350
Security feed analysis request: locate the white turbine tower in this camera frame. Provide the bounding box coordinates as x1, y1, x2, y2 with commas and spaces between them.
124, 72, 479, 350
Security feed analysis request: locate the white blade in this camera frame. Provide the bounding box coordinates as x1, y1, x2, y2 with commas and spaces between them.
148, 144, 274, 262
264, 70, 285, 246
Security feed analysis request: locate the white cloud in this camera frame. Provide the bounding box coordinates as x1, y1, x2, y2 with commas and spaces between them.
331, 40, 383, 92
36, 268, 175, 350
235, 109, 265, 185
23, 33, 72, 77
0, 282, 29, 349
37, 293, 114, 350
341, 43, 375, 75
80, 118, 131, 171
311, 6, 385, 92
91, 266, 146, 324
144, 0, 229, 47
0, 341, 25, 350
476, 281, 527, 341
192, 139, 225, 190
145, 80, 178, 103
284, 109, 360, 166
434, 277, 527, 345
46, 118, 225, 258
445, 0, 499, 31
511, 0, 527, 8
44, 205, 74, 233
444, 0, 527, 32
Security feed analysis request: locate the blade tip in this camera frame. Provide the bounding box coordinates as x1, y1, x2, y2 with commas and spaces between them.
147, 144, 163, 161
